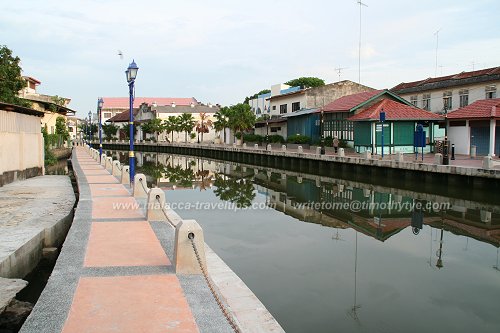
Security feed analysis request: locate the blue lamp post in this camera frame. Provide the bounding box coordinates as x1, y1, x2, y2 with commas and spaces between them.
380, 108, 385, 158
125, 60, 139, 184
97, 98, 104, 162
88, 111, 92, 148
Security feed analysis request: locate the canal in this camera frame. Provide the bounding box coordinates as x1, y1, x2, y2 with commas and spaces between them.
109, 150, 500, 333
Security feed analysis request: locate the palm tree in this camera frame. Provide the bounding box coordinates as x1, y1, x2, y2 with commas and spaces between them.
178, 113, 195, 142
196, 112, 213, 143
228, 103, 255, 144
213, 106, 232, 144
164, 116, 180, 142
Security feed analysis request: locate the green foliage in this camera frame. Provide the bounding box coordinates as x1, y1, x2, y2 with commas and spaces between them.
0, 45, 32, 108
190, 132, 196, 140
244, 89, 271, 104
268, 134, 285, 143
213, 174, 255, 208
178, 113, 195, 142
41, 126, 57, 166
55, 116, 69, 140
285, 77, 325, 89
102, 123, 119, 140
227, 103, 256, 141
121, 123, 137, 139
164, 116, 181, 142
287, 134, 311, 144
243, 134, 263, 143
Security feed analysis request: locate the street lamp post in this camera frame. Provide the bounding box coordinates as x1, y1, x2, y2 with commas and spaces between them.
97, 98, 104, 162
266, 118, 269, 150
320, 110, 325, 155
88, 111, 92, 148
125, 60, 139, 185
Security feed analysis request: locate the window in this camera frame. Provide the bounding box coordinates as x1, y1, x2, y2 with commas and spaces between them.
272, 105, 276, 110
103, 112, 112, 118
486, 85, 497, 99
292, 102, 300, 112
443, 91, 452, 110
270, 127, 281, 132
280, 104, 287, 114
459, 89, 469, 108
410, 95, 418, 107
422, 94, 431, 111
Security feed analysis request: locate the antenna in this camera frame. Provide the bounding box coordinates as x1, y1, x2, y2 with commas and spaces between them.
357, 0, 368, 84
335, 67, 348, 81
433, 28, 442, 77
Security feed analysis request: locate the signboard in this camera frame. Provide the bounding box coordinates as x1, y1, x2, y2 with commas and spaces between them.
414, 125, 426, 148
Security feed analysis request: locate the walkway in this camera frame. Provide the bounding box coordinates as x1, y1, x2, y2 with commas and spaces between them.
21, 147, 232, 333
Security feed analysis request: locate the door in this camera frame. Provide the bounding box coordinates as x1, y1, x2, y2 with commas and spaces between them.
470, 126, 490, 156
496, 126, 500, 156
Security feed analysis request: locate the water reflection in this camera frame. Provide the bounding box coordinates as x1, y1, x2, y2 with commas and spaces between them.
107, 150, 500, 333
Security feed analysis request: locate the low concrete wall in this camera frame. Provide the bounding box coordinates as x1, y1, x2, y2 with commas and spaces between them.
0, 176, 75, 279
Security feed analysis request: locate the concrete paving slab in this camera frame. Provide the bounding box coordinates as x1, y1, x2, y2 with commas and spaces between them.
0, 277, 28, 313
88, 184, 130, 197
91, 197, 143, 220
84, 222, 171, 267
61, 275, 199, 333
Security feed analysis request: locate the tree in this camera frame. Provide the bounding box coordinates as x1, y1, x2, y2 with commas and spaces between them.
55, 116, 69, 141
243, 89, 271, 104
178, 113, 195, 142
121, 123, 137, 139
141, 118, 164, 141
102, 123, 119, 140
285, 77, 325, 88
213, 106, 232, 143
0, 45, 31, 108
227, 103, 255, 143
164, 116, 180, 142
196, 113, 213, 143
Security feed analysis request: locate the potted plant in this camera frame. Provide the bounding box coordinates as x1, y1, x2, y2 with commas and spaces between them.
235, 132, 242, 145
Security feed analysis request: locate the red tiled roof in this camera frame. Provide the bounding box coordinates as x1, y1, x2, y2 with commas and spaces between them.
106, 109, 139, 123
348, 99, 443, 121
22, 76, 41, 85
321, 90, 383, 113
447, 98, 500, 119
102, 97, 198, 109
392, 66, 500, 91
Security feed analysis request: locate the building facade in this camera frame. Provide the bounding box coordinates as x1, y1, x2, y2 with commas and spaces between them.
392, 66, 500, 114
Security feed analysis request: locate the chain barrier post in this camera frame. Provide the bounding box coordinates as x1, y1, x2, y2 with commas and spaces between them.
133, 173, 149, 198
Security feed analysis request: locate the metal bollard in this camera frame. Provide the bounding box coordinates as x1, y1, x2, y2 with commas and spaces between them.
451, 144, 455, 160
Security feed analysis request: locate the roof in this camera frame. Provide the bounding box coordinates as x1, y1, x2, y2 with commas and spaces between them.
106, 109, 139, 123
255, 118, 287, 124
321, 90, 383, 113
280, 108, 319, 118
447, 98, 500, 120
0, 101, 45, 117
153, 104, 219, 114
22, 76, 41, 85
102, 97, 198, 109
348, 99, 443, 121
391, 66, 500, 94
23, 95, 76, 116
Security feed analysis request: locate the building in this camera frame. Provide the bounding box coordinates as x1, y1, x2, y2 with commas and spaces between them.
447, 98, 500, 156
281, 108, 320, 142
392, 66, 500, 114
267, 80, 373, 118
19, 76, 76, 134
348, 99, 443, 154
0, 102, 45, 186
100, 97, 198, 124
254, 118, 288, 140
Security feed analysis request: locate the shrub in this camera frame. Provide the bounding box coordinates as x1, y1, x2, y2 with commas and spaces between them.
268, 134, 285, 143
243, 134, 263, 143
235, 132, 242, 139
287, 134, 310, 144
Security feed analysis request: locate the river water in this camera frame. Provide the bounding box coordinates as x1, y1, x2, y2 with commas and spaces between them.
109, 150, 500, 333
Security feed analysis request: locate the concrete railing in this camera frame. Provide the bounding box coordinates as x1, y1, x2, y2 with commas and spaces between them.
84, 148, 208, 275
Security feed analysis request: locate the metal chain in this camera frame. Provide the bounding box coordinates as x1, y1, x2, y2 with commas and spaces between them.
139, 178, 148, 192
189, 236, 241, 333
155, 196, 176, 228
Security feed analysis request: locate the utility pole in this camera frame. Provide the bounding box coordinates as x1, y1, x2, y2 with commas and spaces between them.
357, 0, 368, 84
434, 28, 442, 77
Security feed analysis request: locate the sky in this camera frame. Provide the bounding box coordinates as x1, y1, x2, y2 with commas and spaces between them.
1, 0, 499, 117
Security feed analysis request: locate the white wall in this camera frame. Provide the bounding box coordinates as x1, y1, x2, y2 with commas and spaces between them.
269, 94, 306, 117
399, 80, 499, 113
448, 123, 470, 154
0, 110, 44, 179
